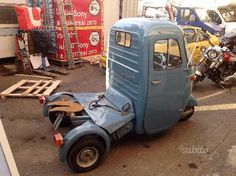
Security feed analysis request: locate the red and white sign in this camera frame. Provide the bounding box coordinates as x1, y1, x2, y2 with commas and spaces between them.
15, 6, 42, 30
55, 0, 102, 27
54, 0, 102, 61
56, 29, 102, 60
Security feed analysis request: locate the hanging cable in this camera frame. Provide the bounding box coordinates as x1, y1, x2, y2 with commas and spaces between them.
88, 94, 130, 115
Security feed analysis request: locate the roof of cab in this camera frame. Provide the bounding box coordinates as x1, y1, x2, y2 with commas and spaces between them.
112, 18, 183, 38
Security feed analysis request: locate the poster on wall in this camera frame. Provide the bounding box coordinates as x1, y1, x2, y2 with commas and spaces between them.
55, 0, 102, 27
55, 0, 103, 62
56, 28, 102, 61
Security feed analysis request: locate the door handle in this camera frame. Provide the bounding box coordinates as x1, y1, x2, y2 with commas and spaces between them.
151, 80, 161, 85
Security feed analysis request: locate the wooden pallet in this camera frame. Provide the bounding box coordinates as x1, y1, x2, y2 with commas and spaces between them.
0, 79, 62, 99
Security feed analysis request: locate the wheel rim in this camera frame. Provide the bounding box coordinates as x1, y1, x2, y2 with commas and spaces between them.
181, 106, 194, 118
76, 147, 99, 168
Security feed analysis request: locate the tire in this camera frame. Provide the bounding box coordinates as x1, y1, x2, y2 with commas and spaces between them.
67, 136, 105, 173
179, 106, 194, 122
48, 111, 71, 127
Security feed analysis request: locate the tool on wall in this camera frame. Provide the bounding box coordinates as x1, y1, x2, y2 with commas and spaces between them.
57, 0, 82, 69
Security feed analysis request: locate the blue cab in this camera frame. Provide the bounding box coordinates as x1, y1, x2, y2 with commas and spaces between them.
41, 18, 197, 172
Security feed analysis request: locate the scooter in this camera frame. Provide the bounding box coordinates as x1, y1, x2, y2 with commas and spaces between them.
40, 18, 197, 172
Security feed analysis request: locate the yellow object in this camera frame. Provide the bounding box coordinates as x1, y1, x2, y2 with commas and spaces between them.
182, 26, 219, 65
100, 55, 107, 69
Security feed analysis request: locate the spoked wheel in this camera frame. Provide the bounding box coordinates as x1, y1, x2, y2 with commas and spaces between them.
179, 106, 194, 122
67, 136, 105, 173
48, 111, 71, 127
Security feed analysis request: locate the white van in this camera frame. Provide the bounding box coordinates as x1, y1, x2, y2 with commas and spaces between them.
141, 0, 169, 19
216, 5, 236, 34
0, 0, 26, 59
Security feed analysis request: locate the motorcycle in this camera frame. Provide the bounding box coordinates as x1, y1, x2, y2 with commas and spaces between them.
220, 31, 236, 53
195, 45, 236, 86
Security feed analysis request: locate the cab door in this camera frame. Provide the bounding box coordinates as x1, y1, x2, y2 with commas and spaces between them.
144, 37, 186, 134
178, 8, 198, 26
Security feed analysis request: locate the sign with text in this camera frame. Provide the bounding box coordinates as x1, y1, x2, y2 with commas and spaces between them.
54, 0, 102, 60
56, 29, 102, 60
55, 0, 102, 27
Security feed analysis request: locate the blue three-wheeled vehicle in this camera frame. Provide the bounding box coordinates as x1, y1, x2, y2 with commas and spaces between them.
40, 18, 197, 172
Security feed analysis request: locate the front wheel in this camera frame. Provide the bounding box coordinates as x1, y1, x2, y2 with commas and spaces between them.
67, 136, 105, 172
179, 106, 194, 121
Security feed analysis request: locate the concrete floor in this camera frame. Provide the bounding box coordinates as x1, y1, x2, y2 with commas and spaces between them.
0, 64, 236, 176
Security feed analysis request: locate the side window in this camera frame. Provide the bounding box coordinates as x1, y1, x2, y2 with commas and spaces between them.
191, 29, 209, 42
189, 13, 196, 21
181, 9, 189, 21
207, 10, 222, 24
183, 28, 195, 43
153, 39, 182, 71
181, 9, 195, 22
116, 31, 131, 48
198, 31, 209, 41
154, 40, 168, 71
168, 39, 182, 68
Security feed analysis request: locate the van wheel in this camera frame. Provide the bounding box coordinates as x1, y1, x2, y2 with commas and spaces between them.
49, 111, 71, 127
179, 106, 194, 121
67, 136, 105, 172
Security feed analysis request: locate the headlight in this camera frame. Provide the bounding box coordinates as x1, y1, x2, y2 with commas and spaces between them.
207, 50, 218, 59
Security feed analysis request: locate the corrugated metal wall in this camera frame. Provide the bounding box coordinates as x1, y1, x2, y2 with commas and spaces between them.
103, 0, 120, 52
122, 0, 138, 18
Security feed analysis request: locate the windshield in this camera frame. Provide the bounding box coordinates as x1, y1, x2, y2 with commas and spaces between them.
195, 8, 211, 22
218, 7, 236, 22
196, 8, 223, 25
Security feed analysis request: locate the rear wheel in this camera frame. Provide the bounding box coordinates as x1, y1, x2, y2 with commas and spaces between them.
179, 106, 194, 121
67, 136, 105, 172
